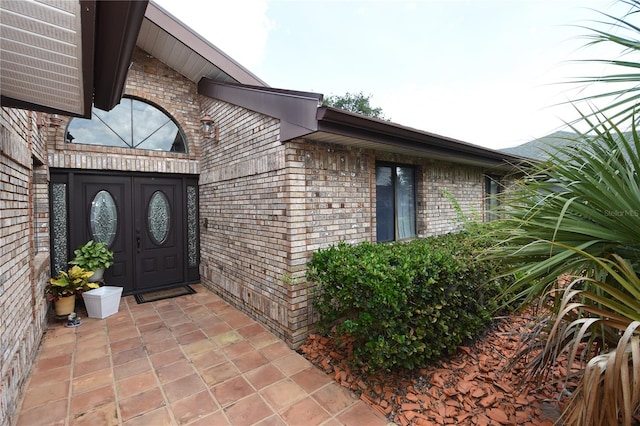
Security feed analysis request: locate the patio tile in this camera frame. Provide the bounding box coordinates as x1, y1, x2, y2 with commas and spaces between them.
212, 376, 254, 407
72, 367, 113, 395
222, 341, 253, 359
260, 379, 307, 412
118, 387, 166, 422
232, 350, 269, 372
253, 415, 288, 426
237, 322, 266, 338
312, 383, 357, 415
70, 384, 115, 417
121, 406, 173, 426
272, 353, 312, 376
110, 336, 143, 353
201, 321, 232, 337
145, 337, 180, 355
170, 389, 218, 425
113, 358, 152, 381
149, 346, 186, 368
74, 356, 111, 378
140, 327, 173, 343
280, 396, 331, 426
190, 348, 226, 371
112, 346, 146, 366
248, 331, 281, 349
27, 365, 70, 387
171, 322, 199, 335
13, 286, 387, 426
244, 364, 285, 390
19, 380, 70, 410
260, 341, 294, 361
70, 401, 118, 426
187, 410, 230, 425
175, 329, 207, 345
201, 361, 240, 387
291, 367, 334, 393
74, 344, 109, 364
224, 393, 274, 425
162, 373, 206, 403
116, 370, 158, 398
34, 353, 72, 370
335, 401, 388, 425
15, 402, 67, 426
155, 359, 195, 384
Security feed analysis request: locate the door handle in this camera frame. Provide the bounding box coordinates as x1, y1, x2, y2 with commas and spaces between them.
136, 236, 141, 251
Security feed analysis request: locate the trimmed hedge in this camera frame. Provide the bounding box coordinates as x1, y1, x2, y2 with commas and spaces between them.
307, 224, 508, 371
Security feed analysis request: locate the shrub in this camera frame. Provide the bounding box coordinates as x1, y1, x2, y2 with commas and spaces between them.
307, 224, 508, 371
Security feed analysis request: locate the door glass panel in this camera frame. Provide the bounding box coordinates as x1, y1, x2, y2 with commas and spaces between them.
52, 183, 68, 274
90, 190, 118, 246
148, 191, 170, 245
186, 186, 197, 266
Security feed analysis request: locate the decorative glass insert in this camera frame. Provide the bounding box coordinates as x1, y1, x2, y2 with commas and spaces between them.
90, 191, 118, 246
186, 186, 197, 266
148, 191, 170, 245
52, 183, 68, 274
64, 97, 188, 153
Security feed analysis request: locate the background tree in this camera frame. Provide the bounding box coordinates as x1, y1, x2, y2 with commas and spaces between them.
323, 91, 389, 120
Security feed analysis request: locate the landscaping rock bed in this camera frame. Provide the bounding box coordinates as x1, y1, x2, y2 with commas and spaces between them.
300, 314, 567, 425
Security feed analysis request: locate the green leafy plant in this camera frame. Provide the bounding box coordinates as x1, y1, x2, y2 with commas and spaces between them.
307, 224, 508, 371
47, 265, 97, 301
69, 240, 114, 271
490, 113, 640, 424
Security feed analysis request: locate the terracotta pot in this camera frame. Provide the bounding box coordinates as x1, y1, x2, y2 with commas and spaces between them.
88, 268, 104, 282
54, 295, 75, 316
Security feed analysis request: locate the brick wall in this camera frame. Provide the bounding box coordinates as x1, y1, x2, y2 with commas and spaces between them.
198, 97, 297, 342
48, 48, 201, 175
0, 107, 49, 426
197, 101, 496, 348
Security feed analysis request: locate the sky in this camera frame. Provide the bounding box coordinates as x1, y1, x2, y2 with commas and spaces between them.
153, 0, 629, 150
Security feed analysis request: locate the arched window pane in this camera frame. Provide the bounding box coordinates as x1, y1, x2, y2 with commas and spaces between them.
65, 97, 187, 153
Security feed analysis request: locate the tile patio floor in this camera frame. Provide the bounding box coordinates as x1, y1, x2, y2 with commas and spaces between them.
13, 284, 388, 426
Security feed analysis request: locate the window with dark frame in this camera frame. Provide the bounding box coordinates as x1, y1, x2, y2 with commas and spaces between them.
64, 96, 188, 153
485, 175, 502, 222
376, 164, 417, 242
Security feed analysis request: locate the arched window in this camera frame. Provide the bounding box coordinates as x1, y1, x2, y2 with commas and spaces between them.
65, 97, 188, 153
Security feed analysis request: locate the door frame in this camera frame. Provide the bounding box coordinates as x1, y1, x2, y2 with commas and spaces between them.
50, 169, 200, 295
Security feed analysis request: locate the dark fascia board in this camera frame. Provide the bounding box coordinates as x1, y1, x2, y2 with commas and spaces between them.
316, 106, 531, 168
198, 79, 323, 140
93, 0, 149, 112
146, 2, 267, 87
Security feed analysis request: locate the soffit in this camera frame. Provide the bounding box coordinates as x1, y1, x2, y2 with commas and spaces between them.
138, 2, 267, 87
0, 0, 86, 115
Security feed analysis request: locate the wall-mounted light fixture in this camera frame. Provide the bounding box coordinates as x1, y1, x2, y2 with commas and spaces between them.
49, 114, 62, 127
200, 114, 219, 143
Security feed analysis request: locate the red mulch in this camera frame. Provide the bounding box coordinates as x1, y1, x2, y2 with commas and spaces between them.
299, 314, 570, 426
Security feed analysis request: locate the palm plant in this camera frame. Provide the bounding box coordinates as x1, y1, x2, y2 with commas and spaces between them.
491, 91, 640, 423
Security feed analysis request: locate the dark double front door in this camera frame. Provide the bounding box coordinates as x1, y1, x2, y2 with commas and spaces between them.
52, 172, 199, 295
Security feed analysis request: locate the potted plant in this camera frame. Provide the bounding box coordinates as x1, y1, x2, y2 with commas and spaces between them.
69, 240, 114, 282
47, 265, 97, 315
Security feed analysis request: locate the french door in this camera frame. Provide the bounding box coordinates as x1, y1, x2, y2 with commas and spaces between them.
50, 171, 199, 294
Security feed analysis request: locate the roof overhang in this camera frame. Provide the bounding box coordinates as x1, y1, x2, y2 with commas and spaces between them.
199, 80, 528, 171
0, 0, 147, 118
138, 2, 267, 87
314, 107, 530, 171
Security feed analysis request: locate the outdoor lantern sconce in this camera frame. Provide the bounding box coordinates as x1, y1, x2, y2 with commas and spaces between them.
200, 114, 219, 143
